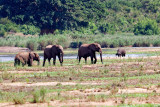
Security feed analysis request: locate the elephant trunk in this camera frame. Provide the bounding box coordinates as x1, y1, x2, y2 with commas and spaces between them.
60, 51, 63, 66
99, 49, 103, 64
61, 53, 63, 63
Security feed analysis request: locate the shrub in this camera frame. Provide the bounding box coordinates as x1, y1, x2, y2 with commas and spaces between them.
153, 40, 160, 47
70, 42, 82, 48
100, 40, 110, 48
110, 41, 119, 48
20, 25, 40, 35
0, 18, 11, 25
56, 36, 71, 49
26, 40, 38, 51
98, 23, 115, 34
133, 18, 160, 35
132, 40, 150, 47
13, 94, 25, 104
38, 40, 46, 50
0, 29, 6, 37
70, 42, 78, 48
32, 88, 47, 103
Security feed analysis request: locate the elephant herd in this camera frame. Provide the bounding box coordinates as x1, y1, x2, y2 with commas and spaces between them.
14, 43, 126, 67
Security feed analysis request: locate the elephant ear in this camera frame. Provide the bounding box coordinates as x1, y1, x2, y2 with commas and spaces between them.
88, 43, 97, 51
29, 52, 34, 59
34, 52, 39, 58
56, 46, 62, 54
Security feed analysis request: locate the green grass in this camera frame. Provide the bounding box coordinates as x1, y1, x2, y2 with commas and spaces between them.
1, 33, 160, 51
1, 52, 160, 105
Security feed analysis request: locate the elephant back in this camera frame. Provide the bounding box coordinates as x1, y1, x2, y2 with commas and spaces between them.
117, 49, 126, 54
51, 45, 63, 55
44, 45, 53, 58
18, 52, 30, 60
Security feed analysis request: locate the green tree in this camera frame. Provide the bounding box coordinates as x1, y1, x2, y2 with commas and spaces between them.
0, 0, 106, 34
133, 18, 159, 35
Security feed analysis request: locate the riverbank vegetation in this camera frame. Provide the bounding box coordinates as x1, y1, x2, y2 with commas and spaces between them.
0, 33, 160, 51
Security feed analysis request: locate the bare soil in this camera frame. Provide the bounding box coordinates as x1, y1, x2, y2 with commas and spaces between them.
0, 46, 30, 53
1, 47, 160, 106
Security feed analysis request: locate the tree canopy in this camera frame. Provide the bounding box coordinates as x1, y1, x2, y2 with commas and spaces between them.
1, 0, 160, 35
0, 0, 106, 33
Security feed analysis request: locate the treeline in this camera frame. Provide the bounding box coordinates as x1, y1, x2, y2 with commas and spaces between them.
0, 0, 160, 36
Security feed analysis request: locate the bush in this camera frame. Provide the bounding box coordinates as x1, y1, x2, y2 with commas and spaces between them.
0, 29, 6, 37
32, 88, 47, 103
70, 42, 78, 48
0, 18, 12, 25
21, 25, 40, 35
38, 40, 46, 50
132, 40, 150, 47
110, 41, 119, 48
70, 42, 82, 48
56, 36, 71, 49
153, 40, 160, 47
13, 94, 25, 104
26, 40, 38, 51
98, 23, 115, 34
133, 18, 160, 35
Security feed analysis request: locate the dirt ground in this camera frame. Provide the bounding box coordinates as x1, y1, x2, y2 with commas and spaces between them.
0, 46, 30, 53
1, 47, 160, 106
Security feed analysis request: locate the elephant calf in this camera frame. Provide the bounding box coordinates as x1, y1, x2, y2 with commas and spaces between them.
116, 49, 126, 57
14, 52, 40, 66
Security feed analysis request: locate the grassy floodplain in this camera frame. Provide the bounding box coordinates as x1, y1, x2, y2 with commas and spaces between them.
0, 47, 160, 106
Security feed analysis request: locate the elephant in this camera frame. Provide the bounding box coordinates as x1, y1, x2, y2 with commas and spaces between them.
78, 43, 103, 64
14, 52, 40, 66
116, 49, 126, 57
43, 45, 64, 66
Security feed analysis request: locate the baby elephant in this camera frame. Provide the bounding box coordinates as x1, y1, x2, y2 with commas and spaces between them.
14, 52, 40, 66
116, 49, 126, 57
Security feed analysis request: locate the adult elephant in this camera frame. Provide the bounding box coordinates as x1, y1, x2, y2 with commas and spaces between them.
78, 43, 103, 64
14, 52, 40, 66
43, 45, 64, 66
116, 49, 126, 57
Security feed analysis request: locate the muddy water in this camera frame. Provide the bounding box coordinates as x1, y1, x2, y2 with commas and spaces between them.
0, 53, 147, 62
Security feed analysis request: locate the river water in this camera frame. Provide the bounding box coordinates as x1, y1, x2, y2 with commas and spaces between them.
0, 53, 147, 62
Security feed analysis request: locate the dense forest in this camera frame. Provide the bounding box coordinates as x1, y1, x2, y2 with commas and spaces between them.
0, 0, 160, 50
0, 0, 160, 35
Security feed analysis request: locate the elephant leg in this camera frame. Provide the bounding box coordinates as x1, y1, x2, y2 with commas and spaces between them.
90, 56, 94, 64
58, 54, 62, 66
43, 58, 46, 66
48, 58, 51, 65
79, 56, 81, 63
14, 59, 18, 67
18, 60, 20, 65
84, 57, 87, 64
53, 56, 56, 65
22, 61, 25, 67
18, 57, 25, 66
93, 53, 97, 64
